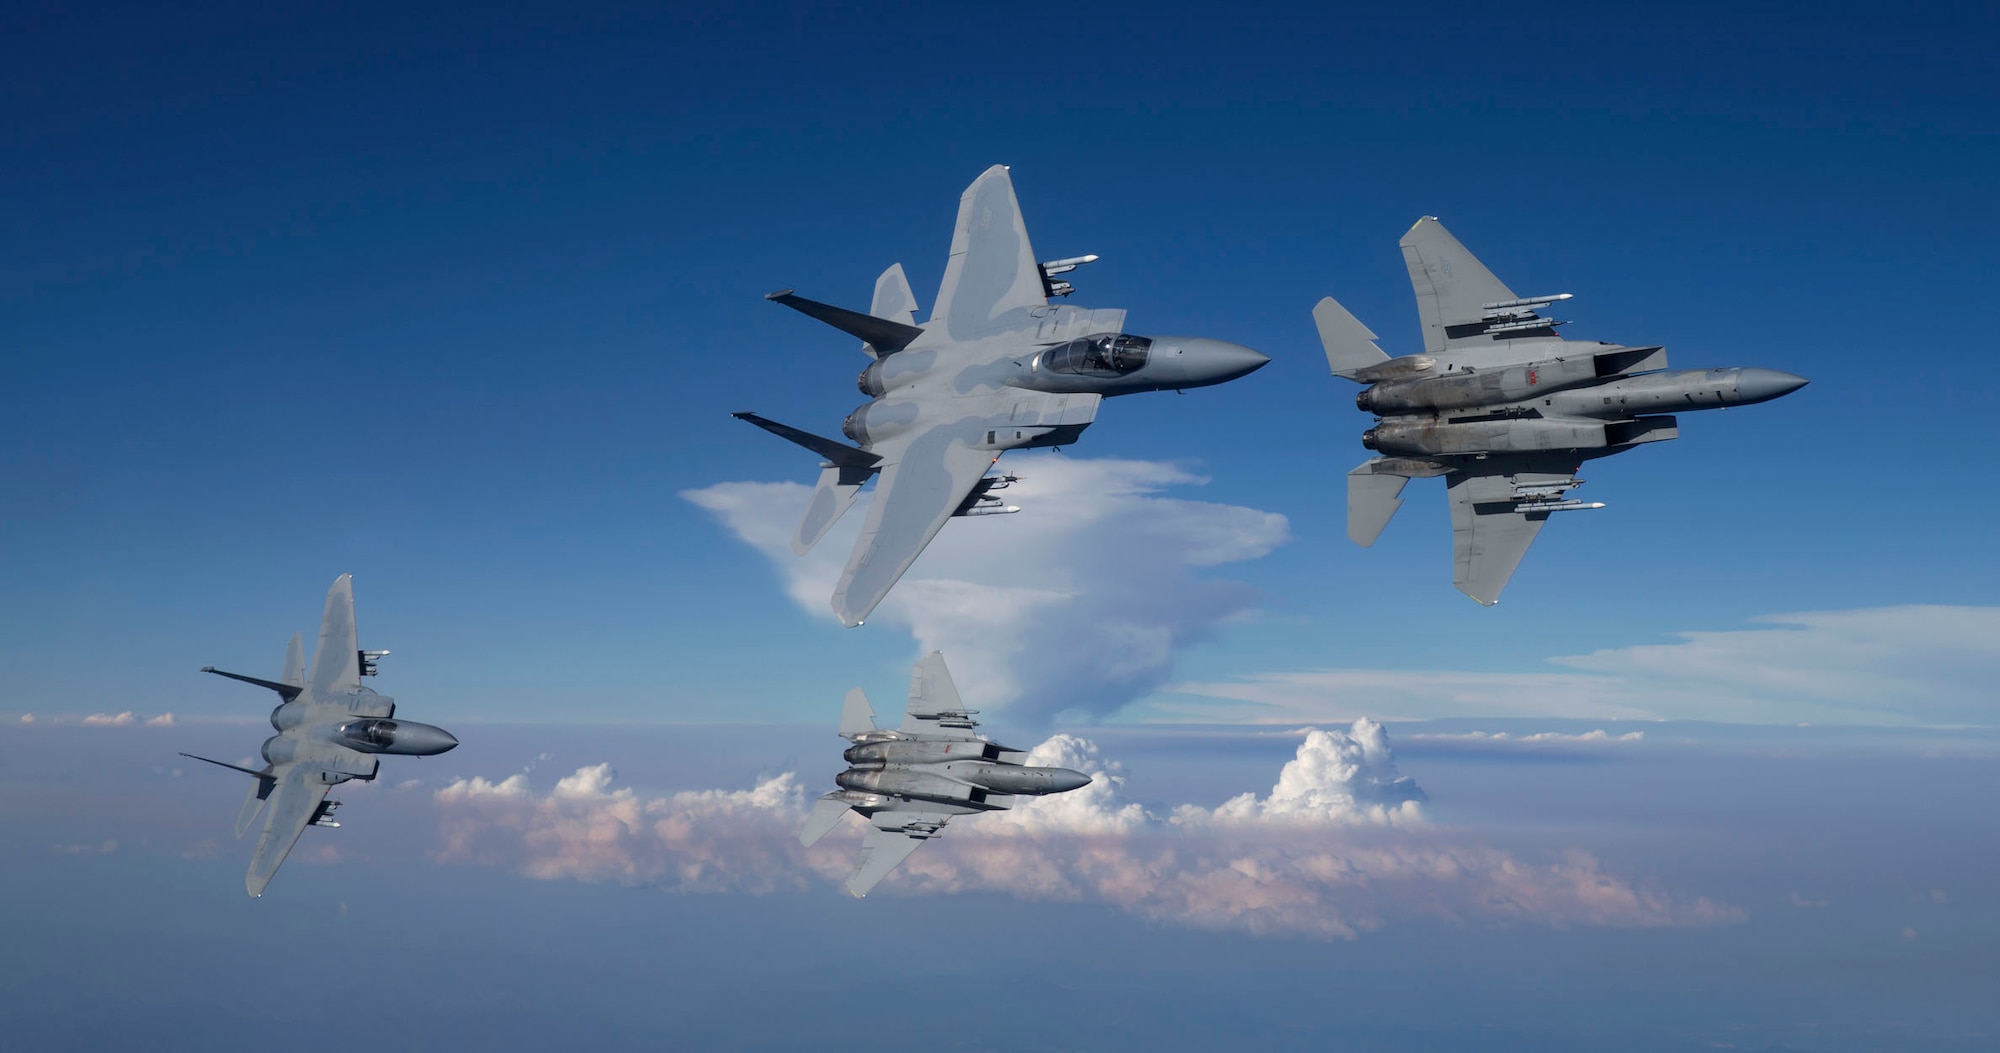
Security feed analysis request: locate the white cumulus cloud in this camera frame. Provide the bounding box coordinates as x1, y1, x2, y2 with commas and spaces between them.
81, 711, 136, 726
436, 767, 809, 891
685, 455, 1290, 723
145, 713, 176, 727
435, 773, 533, 801
431, 724, 1735, 939
1183, 720, 1426, 825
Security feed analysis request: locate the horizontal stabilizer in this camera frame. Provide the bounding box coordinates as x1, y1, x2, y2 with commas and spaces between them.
199, 667, 302, 703
180, 752, 271, 778
767, 289, 925, 357
800, 795, 853, 848
839, 687, 877, 738
1347, 462, 1413, 547
1313, 296, 1391, 378
733, 412, 882, 470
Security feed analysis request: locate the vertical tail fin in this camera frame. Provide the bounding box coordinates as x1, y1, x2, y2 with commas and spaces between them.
281, 633, 304, 690
1313, 296, 1391, 378
869, 264, 919, 331
1348, 461, 1413, 546
839, 687, 877, 739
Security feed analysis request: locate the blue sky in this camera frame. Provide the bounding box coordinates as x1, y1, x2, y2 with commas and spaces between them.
5, 0, 1996, 725
4, 2, 1998, 1047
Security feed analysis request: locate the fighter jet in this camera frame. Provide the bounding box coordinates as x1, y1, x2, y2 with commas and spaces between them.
736, 165, 1269, 627
800, 652, 1091, 897
1318, 217, 1808, 604
181, 574, 457, 896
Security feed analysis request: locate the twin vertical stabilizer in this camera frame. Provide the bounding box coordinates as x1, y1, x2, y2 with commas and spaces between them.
838, 687, 877, 738
1313, 296, 1390, 378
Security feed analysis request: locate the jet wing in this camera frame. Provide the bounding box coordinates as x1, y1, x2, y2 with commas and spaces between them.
832, 434, 997, 627
245, 765, 331, 898
847, 812, 954, 897
929, 165, 1047, 340
1400, 217, 1571, 364
306, 574, 362, 700
1447, 461, 1580, 606
900, 651, 980, 737
1401, 217, 1518, 357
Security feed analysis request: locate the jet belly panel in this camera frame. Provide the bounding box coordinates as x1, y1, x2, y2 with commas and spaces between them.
1365, 417, 1613, 457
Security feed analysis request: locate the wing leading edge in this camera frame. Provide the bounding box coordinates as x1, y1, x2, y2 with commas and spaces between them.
901, 651, 978, 736
1400, 216, 1518, 356
307, 574, 361, 700
832, 436, 997, 627
245, 766, 331, 898
1446, 462, 1582, 605
847, 815, 951, 898
929, 165, 1047, 340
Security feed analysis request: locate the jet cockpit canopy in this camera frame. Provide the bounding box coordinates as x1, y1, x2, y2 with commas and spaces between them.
339, 719, 398, 750
1039, 334, 1152, 377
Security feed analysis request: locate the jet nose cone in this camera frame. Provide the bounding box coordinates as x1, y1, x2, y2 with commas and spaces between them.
399, 722, 459, 756
1735, 368, 1809, 405
1178, 338, 1270, 387
1048, 768, 1092, 794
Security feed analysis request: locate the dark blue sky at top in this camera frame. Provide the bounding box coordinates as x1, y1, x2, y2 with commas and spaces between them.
3, 1, 1997, 722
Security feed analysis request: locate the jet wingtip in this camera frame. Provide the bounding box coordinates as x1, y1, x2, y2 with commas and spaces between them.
1456, 584, 1502, 606
832, 597, 867, 628
764, 288, 794, 301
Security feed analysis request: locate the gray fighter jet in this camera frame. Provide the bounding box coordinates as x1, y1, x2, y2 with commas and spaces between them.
737, 165, 1269, 626
181, 574, 457, 896
1318, 217, 1808, 604
800, 652, 1091, 897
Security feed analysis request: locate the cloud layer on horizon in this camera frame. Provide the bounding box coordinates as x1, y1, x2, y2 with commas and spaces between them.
431, 720, 1737, 939
1164, 605, 2000, 726
685, 455, 1290, 724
